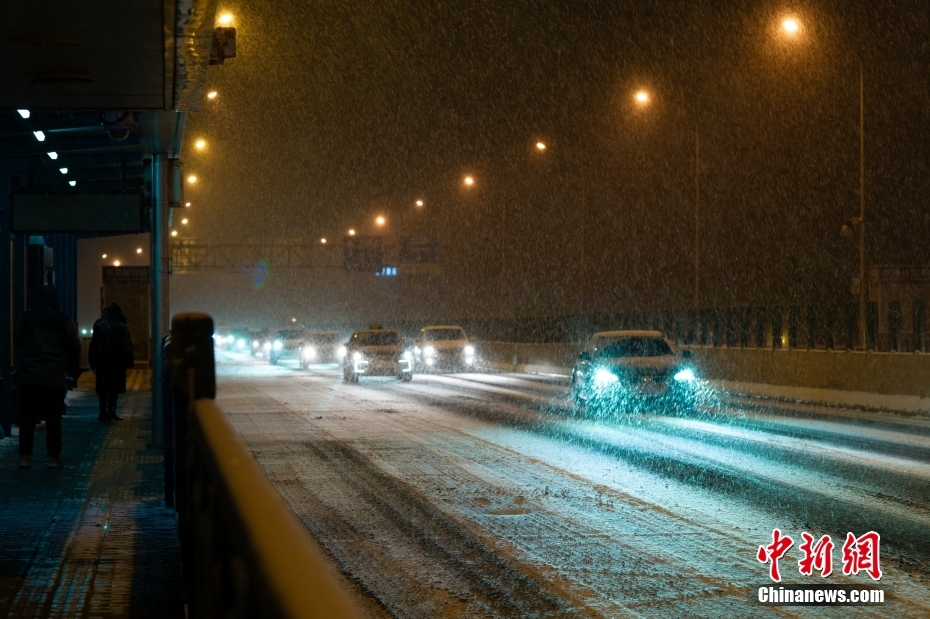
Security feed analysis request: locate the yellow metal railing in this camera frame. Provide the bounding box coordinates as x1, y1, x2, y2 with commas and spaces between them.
171, 313, 361, 619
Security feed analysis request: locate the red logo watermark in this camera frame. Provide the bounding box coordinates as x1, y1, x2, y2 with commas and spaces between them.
758, 530, 881, 582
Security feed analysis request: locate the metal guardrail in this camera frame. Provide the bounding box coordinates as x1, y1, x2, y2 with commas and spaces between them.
171, 313, 361, 619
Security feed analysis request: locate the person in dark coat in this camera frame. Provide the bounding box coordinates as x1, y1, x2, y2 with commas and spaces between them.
15, 285, 80, 469
88, 302, 135, 422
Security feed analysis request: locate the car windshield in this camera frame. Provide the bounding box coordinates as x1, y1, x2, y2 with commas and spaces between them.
424, 328, 466, 341
599, 337, 673, 358
355, 331, 402, 346
307, 333, 342, 344
276, 330, 304, 339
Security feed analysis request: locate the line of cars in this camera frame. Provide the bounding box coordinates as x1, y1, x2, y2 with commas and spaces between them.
218, 324, 699, 415
221, 323, 478, 382
343, 324, 477, 382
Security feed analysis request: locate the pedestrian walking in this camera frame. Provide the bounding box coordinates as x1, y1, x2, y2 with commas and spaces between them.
15, 285, 80, 469
89, 302, 135, 423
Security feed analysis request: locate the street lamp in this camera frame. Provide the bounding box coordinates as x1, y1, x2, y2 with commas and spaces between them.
463, 175, 475, 187
206, 91, 218, 100
375, 215, 386, 226
631, 89, 702, 310
781, 18, 800, 35
780, 18, 866, 348
536, 142, 546, 151
195, 139, 206, 150
187, 174, 197, 184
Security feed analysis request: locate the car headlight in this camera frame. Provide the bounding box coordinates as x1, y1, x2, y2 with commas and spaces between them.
423, 346, 435, 356
593, 368, 619, 387
352, 351, 363, 362
337, 345, 347, 359
674, 368, 696, 383
464, 345, 475, 356
263, 341, 271, 350
402, 350, 412, 361
252, 340, 260, 348
303, 346, 317, 360
414, 346, 421, 354
236, 339, 245, 349
273, 340, 283, 351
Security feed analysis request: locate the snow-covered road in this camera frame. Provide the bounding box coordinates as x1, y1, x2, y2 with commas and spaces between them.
215, 352, 930, 617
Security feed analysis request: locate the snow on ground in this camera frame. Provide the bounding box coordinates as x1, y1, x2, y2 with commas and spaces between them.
212, 350, 930, 617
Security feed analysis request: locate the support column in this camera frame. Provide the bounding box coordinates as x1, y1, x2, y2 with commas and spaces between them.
0, 186, 11, 437
151, 155, 169, 447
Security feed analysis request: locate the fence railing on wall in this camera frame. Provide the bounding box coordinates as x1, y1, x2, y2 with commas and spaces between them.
449, 298, 928, 353
289, 298, 928, 353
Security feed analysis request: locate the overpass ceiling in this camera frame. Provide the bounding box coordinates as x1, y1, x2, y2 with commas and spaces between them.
2, 1, 216, 195
1, 1, 169, 111
1, 110, 144, 192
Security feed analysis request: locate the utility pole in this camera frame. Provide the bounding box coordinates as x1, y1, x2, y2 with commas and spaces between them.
151, 155, 168, 447
694, 126, 701, 312
858, 60, 866, 350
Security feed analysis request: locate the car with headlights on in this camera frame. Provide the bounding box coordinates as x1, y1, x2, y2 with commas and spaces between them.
414, 325, 476, 371
571, 330, 698, 414
250, 330, 267, 356
299, 331, 346, 368
343, 325, 413, 383
267, 328, 308, 365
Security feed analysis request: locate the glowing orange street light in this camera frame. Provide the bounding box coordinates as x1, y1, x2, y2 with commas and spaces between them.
536, 142, 546, 151
187, 174, 197, 184
320, 238, 327, 244
348, 229, 356, 236
375, 215, 386, 226
463, 176, 475, 187
195, 139, 206, 150
136, 248, 143, 254
635, 90, 650, 105
217, 13, 233, 25
113, 260, 121, 266
101, 253, 107, 259
782, 18, 800, 34
415, 200, 424, 207
206, 91, 218, 100
171, 230, 178, 237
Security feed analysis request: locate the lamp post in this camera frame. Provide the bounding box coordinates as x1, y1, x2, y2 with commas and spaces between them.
857, 60, 866, 349
694, 126, 700, 312
780, 18, 866, 348
634, 90, 702, 311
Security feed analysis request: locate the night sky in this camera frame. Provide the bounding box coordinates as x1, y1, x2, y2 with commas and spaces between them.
174, 0, 930, 326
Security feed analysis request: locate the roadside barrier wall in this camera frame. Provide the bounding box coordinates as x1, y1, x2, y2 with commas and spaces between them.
477, 341, 930, 398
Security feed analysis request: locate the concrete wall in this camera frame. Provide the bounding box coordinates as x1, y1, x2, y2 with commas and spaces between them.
476, 341, 930, 398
